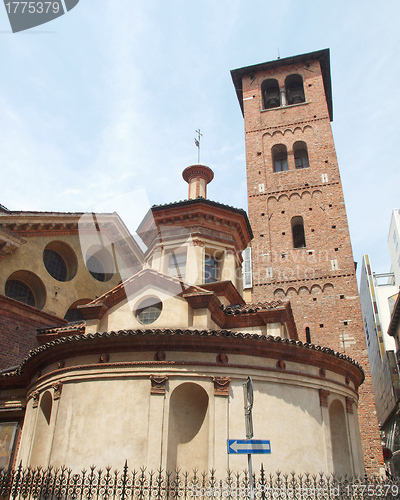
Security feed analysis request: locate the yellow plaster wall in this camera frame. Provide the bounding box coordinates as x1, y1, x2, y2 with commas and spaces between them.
0, 234, 128, 318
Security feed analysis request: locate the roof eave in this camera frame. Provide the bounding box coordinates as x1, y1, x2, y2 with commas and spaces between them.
231, 48, 333, 121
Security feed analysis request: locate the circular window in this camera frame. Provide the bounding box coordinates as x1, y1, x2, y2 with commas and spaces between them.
43, 241, 77, 282
136, 297, 162, 325
64, 298, 92, 322
44, 249, 67, 281
86, 246, 114, 282
5, 279, 35, 307
5, 270, 46, 309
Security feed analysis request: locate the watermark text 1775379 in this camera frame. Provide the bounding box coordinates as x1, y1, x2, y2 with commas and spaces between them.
3, 0, 79, 32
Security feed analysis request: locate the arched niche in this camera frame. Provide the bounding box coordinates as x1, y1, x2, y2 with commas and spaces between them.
329, 399, 351, 476
30, 391, 53, 467
166, 383, 209, 472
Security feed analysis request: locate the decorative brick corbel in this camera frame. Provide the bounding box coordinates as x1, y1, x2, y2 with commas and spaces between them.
346, 397, 354, 414
31, 391, 39, 408
150, 375, 168, 394
213, 376, 231, 396
319, 389, 330, 407
52, 381, 63, 400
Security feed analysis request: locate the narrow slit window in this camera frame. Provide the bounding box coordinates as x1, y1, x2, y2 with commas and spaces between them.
204, 255, 218, 283
291, 216, 306, 248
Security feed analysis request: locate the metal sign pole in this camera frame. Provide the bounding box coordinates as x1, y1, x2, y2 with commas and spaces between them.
243, 377, 255, 500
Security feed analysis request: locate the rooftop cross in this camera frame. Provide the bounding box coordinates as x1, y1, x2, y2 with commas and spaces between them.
194, 129, 203, 163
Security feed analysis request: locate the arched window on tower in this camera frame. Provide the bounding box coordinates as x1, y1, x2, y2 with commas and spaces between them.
261, 79, 280, 109
291, 216, 306, 248
285, 74, 305, 105
272, 144, 288, 172
294, 141, 310, 169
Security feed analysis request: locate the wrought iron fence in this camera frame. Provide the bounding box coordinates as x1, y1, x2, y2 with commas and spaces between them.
1, 463, 400, 499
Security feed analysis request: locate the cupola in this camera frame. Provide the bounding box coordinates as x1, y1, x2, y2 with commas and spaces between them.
182, 164, 214, 200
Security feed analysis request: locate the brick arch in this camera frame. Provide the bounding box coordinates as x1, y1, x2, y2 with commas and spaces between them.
272, 130, 284, 138
301, 191, 311, 200
286, 287, 298, 297
289, 192, 301, 202
267, 196, 278, 208
278, 194, 289, 203
311, 284, 322, 294
298, 286, 310, 296
323, 283, 334, 293
293, 126, 303, 135
303, 124, 313, 132
312, 189, 322, 199
283, 128, 294, 136
262, 131, 273, 139
274, 288, 286, 299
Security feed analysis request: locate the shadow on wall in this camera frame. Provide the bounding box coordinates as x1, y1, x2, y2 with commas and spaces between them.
167, 383, 209, 472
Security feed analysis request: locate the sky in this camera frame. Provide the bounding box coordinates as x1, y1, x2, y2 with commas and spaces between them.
0, 0, 399, 279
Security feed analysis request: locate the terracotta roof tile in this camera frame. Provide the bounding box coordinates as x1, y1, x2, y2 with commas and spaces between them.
1, 328, 364, 381
37, 321, 86, 335
224, 301, 286, 315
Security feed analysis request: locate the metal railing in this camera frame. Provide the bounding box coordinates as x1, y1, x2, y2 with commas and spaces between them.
1, 463, 400, 499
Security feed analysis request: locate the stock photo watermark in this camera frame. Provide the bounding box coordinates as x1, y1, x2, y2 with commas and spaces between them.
3, 0, 79, 32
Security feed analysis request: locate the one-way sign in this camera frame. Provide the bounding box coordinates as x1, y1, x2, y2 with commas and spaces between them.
227, 439, 271, 455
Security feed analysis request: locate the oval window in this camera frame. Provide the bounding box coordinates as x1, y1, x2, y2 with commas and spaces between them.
136, 297, 162, 325
5, 279, 36, 307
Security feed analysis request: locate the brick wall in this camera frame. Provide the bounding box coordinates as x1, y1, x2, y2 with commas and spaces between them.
239, 56, 383, 473
0, 295, 66, 371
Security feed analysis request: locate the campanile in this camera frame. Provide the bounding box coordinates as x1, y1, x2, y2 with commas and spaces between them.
231, 49, 382, 473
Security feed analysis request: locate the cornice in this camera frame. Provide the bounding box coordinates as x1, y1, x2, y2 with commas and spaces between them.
0, 328, 364, 391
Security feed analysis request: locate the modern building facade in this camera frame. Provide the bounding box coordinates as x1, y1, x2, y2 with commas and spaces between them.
360, 210, 400, 475
231, 49, 382, 473
388, 210, 400, 287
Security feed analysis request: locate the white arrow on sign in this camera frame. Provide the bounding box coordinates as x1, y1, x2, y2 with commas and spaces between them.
227, 439, 271, 454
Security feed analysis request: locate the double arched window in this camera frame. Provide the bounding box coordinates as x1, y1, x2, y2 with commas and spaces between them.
272, 142, 309, 172
262, 74, 305, 109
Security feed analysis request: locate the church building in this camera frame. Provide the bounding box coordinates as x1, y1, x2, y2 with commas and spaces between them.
0, 49, 381, 477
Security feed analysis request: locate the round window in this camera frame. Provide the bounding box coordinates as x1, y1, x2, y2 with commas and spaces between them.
43, 241, 77, 282
5, 279, 35, 307
136, 298, 162, 325
5, 270, 46, 309
86, 246, 114, 282
44, 249, 67, 281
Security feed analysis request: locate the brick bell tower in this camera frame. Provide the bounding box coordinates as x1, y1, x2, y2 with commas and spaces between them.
231, 49, 382, 473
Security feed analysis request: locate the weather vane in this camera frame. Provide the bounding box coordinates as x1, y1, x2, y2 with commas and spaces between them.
194, 129, 203, 163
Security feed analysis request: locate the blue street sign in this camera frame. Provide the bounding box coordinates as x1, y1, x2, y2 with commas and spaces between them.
227, 439, 271, 455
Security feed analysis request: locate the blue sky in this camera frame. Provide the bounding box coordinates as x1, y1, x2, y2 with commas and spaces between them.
0, 0, 399, 277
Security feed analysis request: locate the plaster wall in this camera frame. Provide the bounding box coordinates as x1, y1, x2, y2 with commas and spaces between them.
101, 288, 192, 332
16, 350, 364, 475
0, 234, 124, 318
